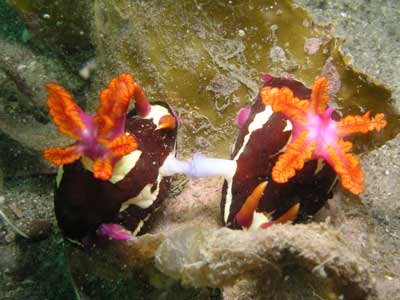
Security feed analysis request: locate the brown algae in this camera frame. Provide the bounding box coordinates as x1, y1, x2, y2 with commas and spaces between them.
92, 0, 399, 158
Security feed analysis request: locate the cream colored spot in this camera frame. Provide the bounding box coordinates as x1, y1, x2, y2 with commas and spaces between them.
247, 212, 271, 231
222, 163, 238, 224
327, 176, 339, 194
225, 105, 272, 224
120, 173, 162, 211
132, 220, 144, 236
146, 105, 170, 127
234, 105, 273, 161
81, 156, 93, 172
275, 133, 292, 155
313, 159, 326, 175
81, 150, 142, 184
109, 151, 142, 183
283, 120, 293, 132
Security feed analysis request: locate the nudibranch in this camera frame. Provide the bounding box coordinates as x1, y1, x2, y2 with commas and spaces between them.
43, 73, 183, 242
187, 75, 386, 230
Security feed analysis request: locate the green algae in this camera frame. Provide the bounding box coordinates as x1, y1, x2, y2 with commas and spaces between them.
9, 0, 93, 53
93, 0, 399, 158
0, 0, 26, 42
329, 45, 399, 152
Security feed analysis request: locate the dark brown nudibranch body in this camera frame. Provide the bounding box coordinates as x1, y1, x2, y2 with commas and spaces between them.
221, 77, 337, 229
55, 103, 178, 241
43, 74, 180, 243
214, 74, 385, 230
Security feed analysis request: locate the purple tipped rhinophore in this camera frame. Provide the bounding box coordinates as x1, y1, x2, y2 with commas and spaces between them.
236, 107, 251, 128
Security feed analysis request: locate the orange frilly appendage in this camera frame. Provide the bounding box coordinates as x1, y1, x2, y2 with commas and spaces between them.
46, 83, 85, 140
43, 73, 140, 181
272, 131, 316, 183
261, 76, 387, 195
92, 133, 138, 180
336, 112, 387, 137
107, 134, 138, 157
132, 81, 151, 117
43, 145, 82, 166
309, 76, 329, 114
326, 140, 364, 195
93, 157, 113, 181
95, 73, 135, 136
260, 86, 309, 122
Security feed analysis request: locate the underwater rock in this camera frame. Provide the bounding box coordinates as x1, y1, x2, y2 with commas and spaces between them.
90, 1, 309, 155
0, 38, 83, 175
76, 232, 165, 270
322, 56, 341, 97
296, 0, 400, 109
150, 177, 222, 233
9, 0, 93, 54
155, 223, 377, 299
304, 37, 324, 55
23, 218, 52, 240
68, 179, 378, 299
0, 38, 83, 119
0, 114, 63, 176
359, 135, 400, 299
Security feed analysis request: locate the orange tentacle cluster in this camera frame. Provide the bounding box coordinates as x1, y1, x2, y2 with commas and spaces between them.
326, 141, 364, 194
260, 76, 387, 195
309, 76, 329, 114
272, 131, 316, 183
46, 83, 85, 140
43, 73, 140, 181
132, 82, 151, 117
95, 73, 135, 136
336, 112, 387, 136
107, 134, 138, 157
261, 86, 308, 122
43, 145, 82, 166
93, 157, 113, 181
